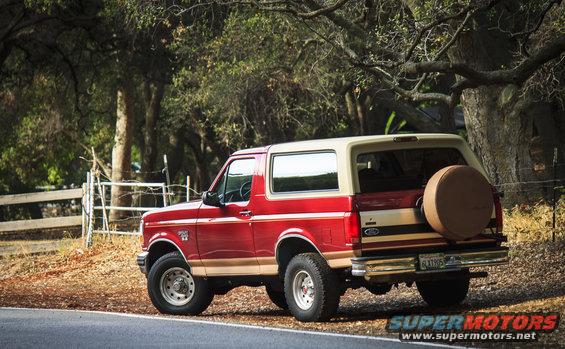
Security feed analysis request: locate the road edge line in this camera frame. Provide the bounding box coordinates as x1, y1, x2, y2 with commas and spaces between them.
0, 306, 469, 349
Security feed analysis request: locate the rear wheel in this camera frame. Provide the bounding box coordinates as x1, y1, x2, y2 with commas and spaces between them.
265, 284, 288, 310
365, 283, 392, 296
416, 275, 470, 307
284, 253, 340, 322
148, 252, 213, 315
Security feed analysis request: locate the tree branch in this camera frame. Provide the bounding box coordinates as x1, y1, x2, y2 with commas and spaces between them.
412, 9, 475, 91
509, 0, 561, 39
403, 0, 502, 62
301, 0, 365, 38
403, 4, 472, 62
404, 35, 565, 89
293, 0, 351, 19
341, 41, 452, 104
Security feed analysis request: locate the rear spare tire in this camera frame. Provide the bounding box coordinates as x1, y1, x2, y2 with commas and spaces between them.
423, 165, 493, 240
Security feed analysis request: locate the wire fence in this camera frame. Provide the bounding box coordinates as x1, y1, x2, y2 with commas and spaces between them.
483, 157, 564, 242
81, 175, 564, 247
82, 169, 204, 246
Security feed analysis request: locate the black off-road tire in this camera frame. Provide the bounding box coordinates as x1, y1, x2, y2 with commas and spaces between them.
284, 253, 340, 322
265, 284, 288, 310
416, 275, 470, 307
147, 251, 213, 315
365, 283, 392, 296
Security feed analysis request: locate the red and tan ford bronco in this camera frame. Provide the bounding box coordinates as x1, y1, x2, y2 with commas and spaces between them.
137, 134, 509, 322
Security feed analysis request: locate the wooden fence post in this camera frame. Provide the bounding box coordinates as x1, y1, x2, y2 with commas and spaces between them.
96, 173, 110, 235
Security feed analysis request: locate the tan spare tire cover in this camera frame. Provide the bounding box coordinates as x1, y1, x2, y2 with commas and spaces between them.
423, 165, 493, 240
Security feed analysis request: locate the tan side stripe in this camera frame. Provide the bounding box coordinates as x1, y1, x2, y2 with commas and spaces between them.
323, 250, 356, 259
191, 266, 206, 276
187, 259, 204, 267
259, 265, 278, 275
201, 257, 258, 267
362, 242, 448, 251
360, 208, 497, 228
327, 257, 353, 268
362, 233, 441, 243
192, 251, 359, 276
257, 256, 278, 275
204, 266, 261, 276
360, 208, 422, 227
361, 228, 497, 243
186, 259, 206, 276
257, 256, 276, 264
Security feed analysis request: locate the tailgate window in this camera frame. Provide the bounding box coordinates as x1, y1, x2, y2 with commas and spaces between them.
356, 148, 466, 193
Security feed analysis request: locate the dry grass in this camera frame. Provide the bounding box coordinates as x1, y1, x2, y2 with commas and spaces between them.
504, 199, 564, 242
0, 236, 139, 280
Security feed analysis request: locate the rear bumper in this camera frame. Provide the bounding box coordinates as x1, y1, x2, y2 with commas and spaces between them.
351, 246, 509, 277
136, 252, 149, 274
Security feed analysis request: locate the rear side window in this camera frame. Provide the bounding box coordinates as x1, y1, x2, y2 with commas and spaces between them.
356, 148, 466, 193
272, 152, 338, 193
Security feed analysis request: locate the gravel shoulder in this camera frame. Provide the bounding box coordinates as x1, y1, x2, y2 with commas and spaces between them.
0, 239, 563, 347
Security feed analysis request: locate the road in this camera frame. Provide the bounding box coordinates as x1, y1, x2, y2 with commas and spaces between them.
0, 308, 455, 349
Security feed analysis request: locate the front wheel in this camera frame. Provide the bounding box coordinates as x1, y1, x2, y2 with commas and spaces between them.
416, 274, 470, 307
147, 251, 213, 315
284, 253, 340, 322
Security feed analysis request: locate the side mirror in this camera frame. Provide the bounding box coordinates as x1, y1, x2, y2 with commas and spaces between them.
202, 191, 223, 207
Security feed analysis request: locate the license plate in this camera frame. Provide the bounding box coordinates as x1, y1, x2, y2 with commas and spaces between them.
419, 253, 446, 271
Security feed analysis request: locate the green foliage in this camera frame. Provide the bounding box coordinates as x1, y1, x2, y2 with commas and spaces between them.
0, 0, 561, 206
167, 10, 346, 150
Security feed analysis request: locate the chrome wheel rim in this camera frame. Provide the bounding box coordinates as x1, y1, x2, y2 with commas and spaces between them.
159, 267, 195, 306
292, 270, 314, 310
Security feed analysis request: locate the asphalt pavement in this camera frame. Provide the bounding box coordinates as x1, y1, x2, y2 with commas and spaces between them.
0, 307, 456, 348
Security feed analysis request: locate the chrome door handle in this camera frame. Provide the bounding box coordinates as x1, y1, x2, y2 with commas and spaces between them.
239, 210, 253, 217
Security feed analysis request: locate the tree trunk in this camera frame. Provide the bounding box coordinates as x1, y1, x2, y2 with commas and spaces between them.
110, 79, 135, 222
184, 130, 210, 192
460, 85, 535, 205
141, 80, 165, 182
451, 17, 564, 206
438, 104, 456, 133
344, 88, 361, 135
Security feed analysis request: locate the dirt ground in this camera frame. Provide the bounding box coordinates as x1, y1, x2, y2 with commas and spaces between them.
0, 237, 563, 348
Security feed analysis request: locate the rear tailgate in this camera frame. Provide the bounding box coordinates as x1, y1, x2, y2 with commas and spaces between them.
356, 190, 498, 255
351, 138, 500, 255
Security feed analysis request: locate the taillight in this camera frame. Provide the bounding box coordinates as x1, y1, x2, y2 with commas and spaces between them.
344, 212, 360, 245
